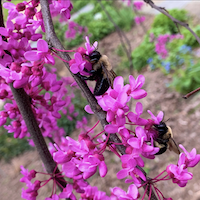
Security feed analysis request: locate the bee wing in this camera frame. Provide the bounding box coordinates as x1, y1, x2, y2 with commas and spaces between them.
109, 69, 117, 86
101, 63, 117, 87
168, 138, 180, 154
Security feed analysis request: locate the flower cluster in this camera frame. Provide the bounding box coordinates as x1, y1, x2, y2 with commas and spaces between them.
134, 16, 146, 25
166, 145, 200, 187
0, 1, 89, 147
121, 0, 146, 24
155, 34, 184, 59
65, 21, 87, 39
133, 1, 144, 10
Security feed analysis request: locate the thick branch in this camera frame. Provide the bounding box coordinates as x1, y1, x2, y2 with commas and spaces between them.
9, 85, 61, 175
144, 0, 200, 45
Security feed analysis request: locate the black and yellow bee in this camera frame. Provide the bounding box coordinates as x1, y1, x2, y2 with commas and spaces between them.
154, 122, 180, 155
81, 50, 117, 96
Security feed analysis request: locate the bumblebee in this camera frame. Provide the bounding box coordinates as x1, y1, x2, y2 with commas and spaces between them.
153, 122, 180, 155
81, 50, 117, 96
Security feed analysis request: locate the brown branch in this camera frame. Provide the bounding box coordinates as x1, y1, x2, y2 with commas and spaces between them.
9, 85, 67, 189
144, 0, 200, 46
183, 87, 200, 99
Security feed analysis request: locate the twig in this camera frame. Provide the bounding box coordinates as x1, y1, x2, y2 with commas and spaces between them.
183, 87, 200, 99
143, 0, 200, 46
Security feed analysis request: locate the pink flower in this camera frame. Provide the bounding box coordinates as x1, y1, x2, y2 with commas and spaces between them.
111, 184, 139, 200
133, 1, 144, 10
127, 75, 147, 99
179, 145, 200, 167
127, 127, 156, 155
3, 2, 20, 20
166, 162, 193, 187
127, 102, 148, 126
70, 52, 86, 74
59, 184, 76, 200
134, 16, 145, 24
85, 36, 98, 55
147, 110, 163, 125
24, 39, 55, 65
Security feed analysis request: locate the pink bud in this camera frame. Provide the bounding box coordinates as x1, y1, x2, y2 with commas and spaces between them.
77, 47, 86, 56
85, 139, 96, 150
32, 0, 40, 7
78, 133, 89, 141
94, 153, 104, 161
25, 7, 36, 17
16, 3, 26, 12
13, 120, 21, 128
0, 89, 8, 99
10, 62, 21, 73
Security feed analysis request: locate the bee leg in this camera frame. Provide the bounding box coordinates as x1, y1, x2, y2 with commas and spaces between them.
77, 73, 96, 81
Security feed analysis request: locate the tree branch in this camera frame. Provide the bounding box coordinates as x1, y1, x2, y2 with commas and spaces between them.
144, 0, 200, 45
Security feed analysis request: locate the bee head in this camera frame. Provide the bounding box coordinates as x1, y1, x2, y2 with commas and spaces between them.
153, 121, 168, 136
89, 50, 101, 63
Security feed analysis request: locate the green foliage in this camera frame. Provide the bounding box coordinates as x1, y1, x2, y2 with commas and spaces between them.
181, 25, 200, 47
55, 1, 135, 48
131, 35, 155, 71
148, 43, 200, 94
171, 61, 200, 94
0, 129, 31, 162
152, 9, 189, 35
131, 8, 200, 93
70, 0, 90, 14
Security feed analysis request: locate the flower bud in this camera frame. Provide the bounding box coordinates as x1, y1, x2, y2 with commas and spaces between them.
16, 3, 26, 12
25, 7, 36, 18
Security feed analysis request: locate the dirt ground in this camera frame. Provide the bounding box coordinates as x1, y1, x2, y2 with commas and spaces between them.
1, 15, 200, 200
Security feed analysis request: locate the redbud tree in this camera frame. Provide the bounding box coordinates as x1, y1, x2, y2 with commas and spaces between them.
0, 0, 200, 200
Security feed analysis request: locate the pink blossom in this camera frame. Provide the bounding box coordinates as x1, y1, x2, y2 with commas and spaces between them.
59, 184, 76, 200
20, 166, 36, 185
147, 110, 164, 125
70, 52, 86, 74
179, 145, 200, 167
85, 36, 98, 55
24, 39, 55, 65
133, 1, 144, 10
127, 102, 148, 125
127, 75, 147, 99
111, 184, 139, 200
3, 2, 20, 20
134, 16, 145, 24
166, 162, 193, 187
